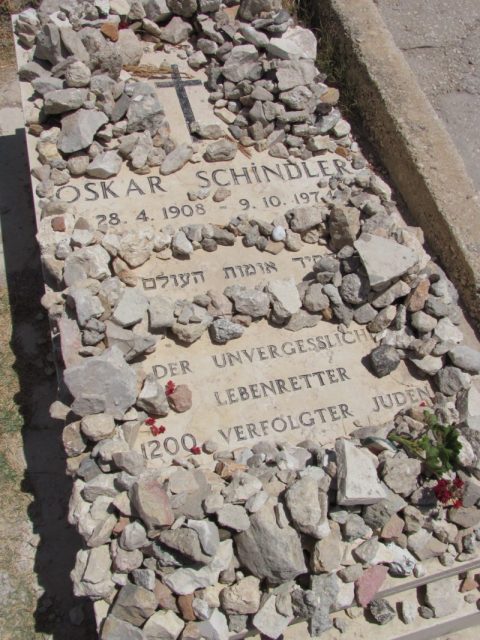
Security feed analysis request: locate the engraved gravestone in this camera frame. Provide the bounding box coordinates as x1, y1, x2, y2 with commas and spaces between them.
15, 25, 431, 469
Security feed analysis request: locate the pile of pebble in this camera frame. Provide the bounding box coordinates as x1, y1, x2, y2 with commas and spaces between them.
13, 0, 480, 638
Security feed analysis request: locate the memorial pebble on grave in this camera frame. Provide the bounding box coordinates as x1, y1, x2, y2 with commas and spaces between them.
12, 1, 480, 638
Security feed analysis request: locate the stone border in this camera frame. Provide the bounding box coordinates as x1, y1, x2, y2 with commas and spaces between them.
310, 0, 480, 329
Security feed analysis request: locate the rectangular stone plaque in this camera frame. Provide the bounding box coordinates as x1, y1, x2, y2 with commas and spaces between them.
15, 41, 432, 467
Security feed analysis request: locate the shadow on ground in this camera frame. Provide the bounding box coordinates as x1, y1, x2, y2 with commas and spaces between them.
0, 127, 95, 638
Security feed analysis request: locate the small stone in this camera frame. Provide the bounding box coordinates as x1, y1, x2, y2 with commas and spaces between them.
209, 318, 244, 344
111, 583, 157, 627
217, 504, 250, 532
130, 476, 174, 533
161, 144, 193, 175
425, 576, 462, 617
435, 366, 471, 396
448, 346, 480, 374
369, 599, 395, 625
355, 565, 389, 607
355, 233, 419, 290
382, 455, 421, 497
220, 576, 261, 615
143, 609, 185, 639
87, 151, 122, 179
204, 139, 237, 162
168, 385, 192, 413
58, 109, 109, 154
336, 439, 386, 506
369, 345, 401, 377
81, 414, 115, 442
64, 347, 137, 419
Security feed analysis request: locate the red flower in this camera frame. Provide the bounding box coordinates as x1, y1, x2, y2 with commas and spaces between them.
145, 417, 156, 426
453, 499, 463, 509
453, 476, 464, 489
190, 446, 201, 455
165, 380, 176, 396
150, 424, 166, 436
419, 401, 427, 407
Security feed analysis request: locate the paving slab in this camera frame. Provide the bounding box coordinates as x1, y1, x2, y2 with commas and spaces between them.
375, 0, 480, 195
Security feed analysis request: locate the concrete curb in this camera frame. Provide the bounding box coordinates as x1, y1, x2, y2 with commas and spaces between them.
310, 0, 480, 329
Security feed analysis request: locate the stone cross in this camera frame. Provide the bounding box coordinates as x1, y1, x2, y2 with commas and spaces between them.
155, 64, 203, 133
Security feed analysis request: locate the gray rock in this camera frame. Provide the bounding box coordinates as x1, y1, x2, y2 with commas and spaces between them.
303, 283, 330, 313
148, 296, 175, 330
58, 109, 109, 154
209, 318, 244, 344
336, 439, 386, 506
87, 151, 122, 178
68, 288, 104, 328
120, 522, 148, 551
340, 273, 369, 305
101, 615, 145, 640
204, 139, 237, 162
161, 16, 193, 44
238, 0, 283, 20
158, 528, 212, 564
382, 455, 421, 497
287, 206, 325, 233
252, 594, 292, 640
407, 529, 447, 560
222, 45, 261, 83
167, 0, 197, 17
355, 233, 419, 290
369, 599, 396, 625
64, 347, 137, 419
221, 575, 261, 615
268, 26, 317, 60
285, 477, 330, 539
81, 413, 115, 442
266, 278, 301, 320
217, 504, 251, 532
111, 583, 157, 627
172, 230, 193, 257
328, 206, 360, 251
112, 288, 149, 327
411, 310, 438, 333
130, 475, 174, 532
448, 346, 480, 374
369, 345, 401, 378
126, 83, 165, 134
235, 500, 307, 584
144, 0, 172, 22
161, 144, 193, 175
186, 520, 219, 556
117, 29, 144, 66
226, 286, 270, 318
44, 88, 89, 114
137, 374, 169, 416
65, 60, 91, 88
425, 577, 462, 618
435, 366, 471, 396
105, 323, 156, 362
143, 610, 184, 640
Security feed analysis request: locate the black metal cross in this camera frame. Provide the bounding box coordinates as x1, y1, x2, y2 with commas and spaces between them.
155, 65, 203, 133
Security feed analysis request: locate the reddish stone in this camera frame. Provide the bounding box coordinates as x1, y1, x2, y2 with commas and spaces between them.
381, 513, 405, 540
101, 22, 119, 42
355, 565, 389, 607
51, 216, 66, 232
168, 384, 192, 413
407, 278, 430, 312
178, 594, 196, 621
112, 516, 130, 535
155, 580, 179, 612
